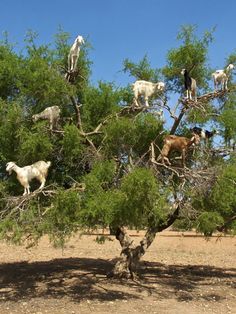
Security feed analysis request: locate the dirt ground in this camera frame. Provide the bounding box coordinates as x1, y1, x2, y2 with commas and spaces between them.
0, 230, 235, 314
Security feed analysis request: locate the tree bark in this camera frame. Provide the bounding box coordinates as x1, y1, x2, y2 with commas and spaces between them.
170, 108, 186, 135
109, 202, 180, 279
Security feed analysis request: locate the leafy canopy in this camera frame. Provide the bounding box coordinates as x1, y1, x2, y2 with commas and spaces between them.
0, 25, 235, 246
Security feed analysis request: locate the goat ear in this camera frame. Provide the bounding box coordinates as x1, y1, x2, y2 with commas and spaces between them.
6, 162, 12, 173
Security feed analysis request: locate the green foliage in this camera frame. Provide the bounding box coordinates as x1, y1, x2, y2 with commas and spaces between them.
196, 212, 224, 236
0, 101, 23, 163
43, 189, 81, 246
20, 54, 73, 111
104, 117, 136, 157
82, 82, 122, 129
123, 55, 161, 81
0, 197, 49, 244
79, 160, 120, 228
0, 45, 21, 99
162, 25, 214, 93
17, 125, 53, 164
104, 113, 163, 158
118, 168, 164, 228
0, 218, 23, 244
218, 94, 236, 146
80, 189, 125, 229
88, 160, 117, 188
192, 161, 236, 234
53, 27, 71, 65
61, 124, 83, 165
208, 163, 236, 218
0, 25, 235, 248
82, 160, 116, 197
186, 102, 215, 124
172, 218, 194, 231
81, 166, 168, 230
133, 113, 164, 154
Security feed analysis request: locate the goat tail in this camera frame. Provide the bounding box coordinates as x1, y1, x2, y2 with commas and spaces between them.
46, 161, 52, 168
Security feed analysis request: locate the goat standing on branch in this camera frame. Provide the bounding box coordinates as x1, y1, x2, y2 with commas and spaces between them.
32, 106, 61, 131
6, 161, 51, 196
191, 126, 218, 144
181, 69, 197, 101
212, 64, 234, 91
68, 35, 85, 73
160, 133, 200, 167
132, 80, 165, 107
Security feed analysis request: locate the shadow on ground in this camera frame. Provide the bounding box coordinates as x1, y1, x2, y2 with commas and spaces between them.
0, 257, 235, 303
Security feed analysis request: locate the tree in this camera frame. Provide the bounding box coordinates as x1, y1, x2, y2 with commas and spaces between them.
0, 25, 235, 279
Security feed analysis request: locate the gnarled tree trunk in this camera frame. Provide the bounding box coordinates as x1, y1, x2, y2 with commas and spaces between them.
109, 202, 180, 279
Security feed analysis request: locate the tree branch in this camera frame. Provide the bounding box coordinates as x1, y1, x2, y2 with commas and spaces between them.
169, 87, 235, 135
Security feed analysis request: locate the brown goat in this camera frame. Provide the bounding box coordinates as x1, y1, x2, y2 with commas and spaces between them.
160, 134, 200, 167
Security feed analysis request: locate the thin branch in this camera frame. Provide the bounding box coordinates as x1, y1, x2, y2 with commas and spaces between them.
169, 87, 235, 135
146, 199, 181, 238
158, 95, 179, 121
169, 107, 186, 135
0, 184, 85, 220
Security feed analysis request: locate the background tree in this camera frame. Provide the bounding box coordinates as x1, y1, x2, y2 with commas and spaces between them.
0, 25, 235, 279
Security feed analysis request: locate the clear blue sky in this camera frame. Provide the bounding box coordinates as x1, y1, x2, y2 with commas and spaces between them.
0, 0, 235, 87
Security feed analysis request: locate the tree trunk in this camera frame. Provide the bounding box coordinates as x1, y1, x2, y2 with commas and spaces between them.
108, 203, 180, 279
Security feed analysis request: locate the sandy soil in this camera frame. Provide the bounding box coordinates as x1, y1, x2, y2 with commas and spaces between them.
0, 230, 235, 314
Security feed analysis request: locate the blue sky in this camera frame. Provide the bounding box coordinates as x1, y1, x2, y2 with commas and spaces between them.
0, 0, 235, 88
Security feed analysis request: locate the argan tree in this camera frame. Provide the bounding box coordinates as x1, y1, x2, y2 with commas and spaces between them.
0, 25, 235, 279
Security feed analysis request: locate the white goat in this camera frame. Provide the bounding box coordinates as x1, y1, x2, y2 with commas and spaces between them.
68, 35, 85, 72
181, 69, 197, 101
212, 64, 234, 90
32, 106, 61, 131
6, 161, 51, 196
160, 133, 200, 167
132, 80, 165, 107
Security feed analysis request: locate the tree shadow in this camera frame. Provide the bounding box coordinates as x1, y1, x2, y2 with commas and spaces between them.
139, 261, 236, 301
0, 257, 235, 304
0, 257, 139, 303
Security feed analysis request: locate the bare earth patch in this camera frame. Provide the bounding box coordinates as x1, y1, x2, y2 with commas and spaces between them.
0, 230, 235, 314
